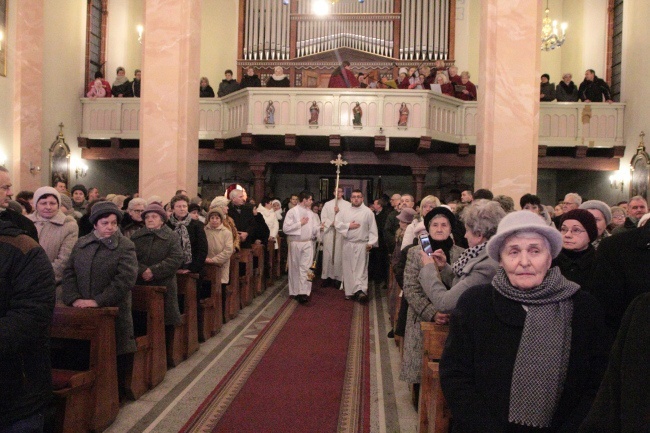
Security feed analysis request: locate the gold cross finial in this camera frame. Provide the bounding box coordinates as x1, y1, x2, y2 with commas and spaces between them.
330, 153, 348, 170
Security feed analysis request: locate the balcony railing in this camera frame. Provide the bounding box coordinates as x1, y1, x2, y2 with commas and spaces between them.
80, 89, 625, 148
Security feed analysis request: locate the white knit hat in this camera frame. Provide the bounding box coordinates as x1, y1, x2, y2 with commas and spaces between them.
33, 186, 61, 205
487, 210, 563, 261
399, 67, 408, 76
210, 196, 230, 210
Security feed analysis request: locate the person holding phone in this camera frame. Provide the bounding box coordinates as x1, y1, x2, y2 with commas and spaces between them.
399, 207, 465, 394
419, 200, 505, 324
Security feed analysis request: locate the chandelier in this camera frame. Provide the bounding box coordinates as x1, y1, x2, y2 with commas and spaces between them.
540, 1, 567, 51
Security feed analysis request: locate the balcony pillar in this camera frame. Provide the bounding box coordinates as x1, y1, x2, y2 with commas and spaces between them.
475, 0, 542, 200
139, 0, 201, 200
412, 167, 428, 202
12, 0, 44, 191
249, 163, 266, 203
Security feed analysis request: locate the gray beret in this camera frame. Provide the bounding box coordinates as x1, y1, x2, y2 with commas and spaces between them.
579, 200, 612, 226
89, 201, 123, 224
487, 210, 563, 261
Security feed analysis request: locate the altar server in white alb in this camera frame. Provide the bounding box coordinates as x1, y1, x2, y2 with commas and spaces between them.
282, 191, 321, 304
335, 189, 378, 302
320, 187, 351, 288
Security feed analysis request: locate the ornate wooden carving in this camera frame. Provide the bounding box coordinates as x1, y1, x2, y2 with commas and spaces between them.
374, 136, 386, 154
214, 138, 225, 150
329, 135, 341, 152
574, 146, 588, 158
538, 145, 548, 157
285, 134, 298, 151
458, 143, 469, 156
417, 136, 432, 154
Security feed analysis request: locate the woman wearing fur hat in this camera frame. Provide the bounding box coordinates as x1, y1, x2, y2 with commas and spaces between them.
131, 203, 184, 327
62, 201, 139, 390
440, 211, 609, 432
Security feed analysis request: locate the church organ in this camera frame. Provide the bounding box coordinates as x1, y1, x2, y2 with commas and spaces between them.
238, 0, 456, 84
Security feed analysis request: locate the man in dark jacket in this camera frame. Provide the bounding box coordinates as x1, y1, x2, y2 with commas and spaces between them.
0, 167, 38, 242
579, 69, 613, 102
611, 195, 647, 235
228, 189, 260, 249
217, 69, 241, 98
589, 222, 650, 334
0, 220, 56, 431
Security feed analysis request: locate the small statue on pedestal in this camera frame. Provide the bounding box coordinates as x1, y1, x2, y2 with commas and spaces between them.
352, 102, 363, 126
265, 100, 275, 125
309, 101, 320, 125
398, 102, 409, 127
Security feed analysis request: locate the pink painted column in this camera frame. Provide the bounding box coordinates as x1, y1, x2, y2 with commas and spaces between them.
475, 0, 542, 201
12, 0, 44, 191
139, 0, 201, 200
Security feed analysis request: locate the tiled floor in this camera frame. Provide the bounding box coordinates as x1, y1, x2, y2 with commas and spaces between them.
107, 279, 418, 433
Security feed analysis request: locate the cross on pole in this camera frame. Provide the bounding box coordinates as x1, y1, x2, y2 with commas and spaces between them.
329, 154, 347, 265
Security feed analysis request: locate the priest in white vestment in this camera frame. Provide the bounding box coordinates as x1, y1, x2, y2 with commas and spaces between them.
257, 198, 280, 249
320, 188, 351, 286
282, 191, 320, 303
335, 189, 378, 302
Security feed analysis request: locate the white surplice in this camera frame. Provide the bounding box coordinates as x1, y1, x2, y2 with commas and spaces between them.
320, 198, 351, 281
334, 203, 378, 296
257, 204, 280, 249
282, 204, 321, 296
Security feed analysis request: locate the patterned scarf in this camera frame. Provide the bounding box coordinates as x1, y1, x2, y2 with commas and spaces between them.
169, 214, 193, 265
492, 266, 579, 428
451, 241, 486, 277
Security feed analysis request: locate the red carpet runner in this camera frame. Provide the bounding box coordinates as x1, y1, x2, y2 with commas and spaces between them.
179, 282, 370, 433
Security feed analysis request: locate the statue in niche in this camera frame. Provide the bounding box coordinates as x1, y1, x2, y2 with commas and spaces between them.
352, 102, 362, 126
398, 102, 409, 127
309, 101, 319, 125
49, 122, 71, 188
264, 100, 275, 125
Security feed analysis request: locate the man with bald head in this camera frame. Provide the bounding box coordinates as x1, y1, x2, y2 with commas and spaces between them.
384, 193, 414, 253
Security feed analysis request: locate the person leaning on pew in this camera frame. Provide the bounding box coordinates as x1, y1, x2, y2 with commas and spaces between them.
0, 220, 56, 433
61, 201, 139, 397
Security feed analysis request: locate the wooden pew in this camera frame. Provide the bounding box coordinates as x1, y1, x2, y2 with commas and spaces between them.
419, 323, 451, 433
50, 306, 119, 433
168, 272, 199, 367
426, 362, 451, 433
225, 251, 241, 321
252, 243, 266, 295
266, 238, 276, 286
201, 263, 223, 339
238, 248, 254, 307
126, 285, 167, 400
274, 236, 282, 279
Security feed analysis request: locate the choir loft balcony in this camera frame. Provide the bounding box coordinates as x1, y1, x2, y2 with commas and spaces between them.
78, 88, 626, 171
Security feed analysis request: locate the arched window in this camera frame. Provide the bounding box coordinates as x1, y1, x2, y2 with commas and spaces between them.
85, 0, 108, 89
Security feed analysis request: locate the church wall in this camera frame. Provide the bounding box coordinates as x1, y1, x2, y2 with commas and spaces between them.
554, 169, 629, 205
82, 160, 139, 196
41, 0, 87, 187
620, 0, 650, 172
200, 0, 239, 85
106, 0, 144, 84
0, 0, 16, 169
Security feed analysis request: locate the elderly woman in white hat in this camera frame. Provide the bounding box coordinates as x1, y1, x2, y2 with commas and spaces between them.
440, 211, 610, 432
28, 186, 78, 290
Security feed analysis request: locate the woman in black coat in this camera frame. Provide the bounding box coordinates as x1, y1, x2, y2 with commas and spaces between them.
166, 194, 208, 277
440, 211, 610, 432
552, 209, 598, 290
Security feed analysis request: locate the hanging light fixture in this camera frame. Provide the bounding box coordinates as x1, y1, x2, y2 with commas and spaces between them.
541, 0, 567, 51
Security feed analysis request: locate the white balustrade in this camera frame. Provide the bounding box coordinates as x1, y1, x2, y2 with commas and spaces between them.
81, 90, 625, 148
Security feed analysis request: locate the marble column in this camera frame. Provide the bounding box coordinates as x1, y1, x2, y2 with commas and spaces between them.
249, 163, 266, 203
412, 167, 428, 202
139, 0, 201, 200
475, 0, 542, 201
12, 0, 44, 191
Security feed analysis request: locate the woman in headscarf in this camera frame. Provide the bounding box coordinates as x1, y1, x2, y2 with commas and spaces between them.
399, 207, 465, 391
266, 66, 290, 87
440, 211, 610, 432
28, 186, 78, 296
166, 194, 208, 276
420, 200, 505, 319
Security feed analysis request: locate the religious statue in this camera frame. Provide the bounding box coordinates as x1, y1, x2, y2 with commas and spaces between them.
352, 102, 362, 126
309, 101, 320, 125
265, 100, 275, 125
398, 102, 409, 127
